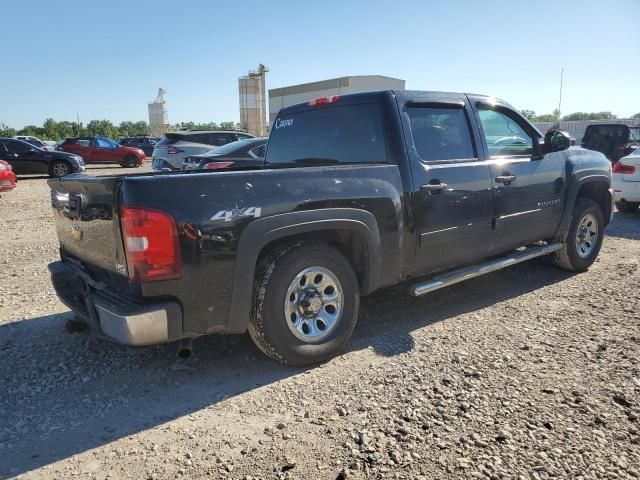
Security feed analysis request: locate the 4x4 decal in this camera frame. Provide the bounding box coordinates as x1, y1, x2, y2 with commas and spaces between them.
210, 207, 262, 222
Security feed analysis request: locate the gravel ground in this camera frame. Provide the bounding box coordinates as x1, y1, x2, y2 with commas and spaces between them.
0, 165, 639, 480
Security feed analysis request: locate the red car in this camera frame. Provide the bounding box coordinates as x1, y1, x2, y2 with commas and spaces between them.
0, 160, 17, 193
57, 136, 146, 167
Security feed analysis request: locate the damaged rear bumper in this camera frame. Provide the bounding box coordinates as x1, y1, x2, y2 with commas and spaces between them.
49, 261, 182, 346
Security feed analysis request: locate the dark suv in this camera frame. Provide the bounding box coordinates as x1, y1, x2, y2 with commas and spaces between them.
119, 136, 158, 157
582, 124, 640, 162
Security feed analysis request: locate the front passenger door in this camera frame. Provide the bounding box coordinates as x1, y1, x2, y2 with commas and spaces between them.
471, 101, 564, 252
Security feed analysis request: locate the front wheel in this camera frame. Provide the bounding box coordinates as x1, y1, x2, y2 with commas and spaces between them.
49, 160, 71, 178
616, 201, 639, 213
249, 243, 360, 366
553, 198, 605, 271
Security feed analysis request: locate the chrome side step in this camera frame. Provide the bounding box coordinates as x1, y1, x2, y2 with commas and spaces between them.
410, 242, 562, 297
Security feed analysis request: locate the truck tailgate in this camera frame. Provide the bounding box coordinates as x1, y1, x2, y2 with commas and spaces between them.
49, 175, 125, 275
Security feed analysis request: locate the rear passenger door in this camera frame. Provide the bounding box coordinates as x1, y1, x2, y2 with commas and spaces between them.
470, 99, 564, 252
401, 93, 495, 276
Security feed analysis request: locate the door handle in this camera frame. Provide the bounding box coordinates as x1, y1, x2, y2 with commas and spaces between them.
421, 182, 448, 193
495, 174, 516, 184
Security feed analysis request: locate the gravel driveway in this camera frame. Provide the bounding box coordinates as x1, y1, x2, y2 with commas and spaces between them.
1, 165, 638, 479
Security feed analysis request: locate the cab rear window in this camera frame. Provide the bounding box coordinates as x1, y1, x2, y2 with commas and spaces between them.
266, 103, 387, 165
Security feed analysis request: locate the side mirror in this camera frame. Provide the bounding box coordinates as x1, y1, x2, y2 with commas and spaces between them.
543, 130, 571, 154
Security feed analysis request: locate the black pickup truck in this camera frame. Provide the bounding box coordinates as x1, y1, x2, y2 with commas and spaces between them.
48, 90, 613, 365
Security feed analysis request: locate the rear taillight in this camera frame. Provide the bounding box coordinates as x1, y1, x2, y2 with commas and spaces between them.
120, 206, 181, 282
204, 161, 234, 170
612, 162, 636, 174
167, 146, 184, 154
307, 95, 339, 106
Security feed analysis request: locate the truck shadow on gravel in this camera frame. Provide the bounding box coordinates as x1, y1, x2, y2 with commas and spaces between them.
0, 258, 573, 478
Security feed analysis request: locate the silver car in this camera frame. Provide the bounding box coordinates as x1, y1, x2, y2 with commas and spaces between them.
151, 131, 254, 170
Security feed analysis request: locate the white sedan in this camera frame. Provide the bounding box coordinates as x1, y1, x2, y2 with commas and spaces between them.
613, 148, 640, 213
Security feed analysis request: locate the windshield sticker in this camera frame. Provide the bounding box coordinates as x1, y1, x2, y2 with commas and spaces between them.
275, 118, 294, 129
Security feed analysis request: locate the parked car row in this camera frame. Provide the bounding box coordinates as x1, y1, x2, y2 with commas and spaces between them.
0, 137, 85, 178
151, 130, 255, 170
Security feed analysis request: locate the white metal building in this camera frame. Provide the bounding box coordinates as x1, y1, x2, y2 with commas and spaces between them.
268, 75, 405, 124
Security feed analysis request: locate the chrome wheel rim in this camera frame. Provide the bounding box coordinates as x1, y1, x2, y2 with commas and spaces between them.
576, 213, 598, 258
284, 266, 343, 343
53, 163, 69, 177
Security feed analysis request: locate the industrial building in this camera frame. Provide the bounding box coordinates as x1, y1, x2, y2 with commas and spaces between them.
268, 75, 405, 124
239, 64, 268, 137
148, 88, 169, 137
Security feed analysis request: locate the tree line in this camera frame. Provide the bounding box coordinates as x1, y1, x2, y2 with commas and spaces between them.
521, 110, 640, 123
0, 119, 243, 141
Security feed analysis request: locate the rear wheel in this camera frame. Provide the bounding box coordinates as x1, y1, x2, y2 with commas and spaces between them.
553, 198, 605, 271
248, 242, 360, 366
121, 155, 140, 168
616, 201, 639, 213
49, 160, 71, 178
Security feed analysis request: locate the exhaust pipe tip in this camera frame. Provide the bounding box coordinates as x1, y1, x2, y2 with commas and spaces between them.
177, 338, 194, 359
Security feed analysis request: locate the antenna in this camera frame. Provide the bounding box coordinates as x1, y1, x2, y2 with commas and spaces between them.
557, 68, 564, 119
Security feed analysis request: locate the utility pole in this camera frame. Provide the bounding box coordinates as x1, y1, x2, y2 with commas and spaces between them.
557, 68, 564, 120
76, 113, 81, 136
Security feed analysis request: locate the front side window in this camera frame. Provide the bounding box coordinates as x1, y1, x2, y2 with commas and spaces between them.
96, 137, 117, 148
478, 108, 533, 157
266, 103, 387, 165
407, 107, 475, 161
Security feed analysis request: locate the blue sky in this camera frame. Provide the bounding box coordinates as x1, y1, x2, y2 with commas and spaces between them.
2, 0, 639, 128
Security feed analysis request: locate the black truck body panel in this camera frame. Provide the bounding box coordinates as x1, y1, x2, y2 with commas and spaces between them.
48, 89, 612, 344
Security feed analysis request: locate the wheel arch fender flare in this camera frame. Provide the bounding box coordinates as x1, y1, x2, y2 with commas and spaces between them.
226, 208, 382, 333
557, 173, 613, 236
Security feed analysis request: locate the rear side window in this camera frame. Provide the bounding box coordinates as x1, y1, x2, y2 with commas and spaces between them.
407, 107, 475, 161
266, 103, 387, 165
207, 133, 235, 146
156, 135, 179, 146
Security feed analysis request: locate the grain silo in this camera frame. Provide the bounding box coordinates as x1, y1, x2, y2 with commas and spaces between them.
238, 64, 268, 137
148, 88, 169, 137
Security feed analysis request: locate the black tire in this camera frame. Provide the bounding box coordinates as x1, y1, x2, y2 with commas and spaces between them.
553, 198, 605, 271
248, 242, 360, 366
121, 155, 140, 168
49, 160, 71, 178
585, 135, 612, 156
616, 201, 639, 213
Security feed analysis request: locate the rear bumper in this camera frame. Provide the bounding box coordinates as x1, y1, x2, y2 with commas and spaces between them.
613, 179, 640, 204
49, 261, 183, 346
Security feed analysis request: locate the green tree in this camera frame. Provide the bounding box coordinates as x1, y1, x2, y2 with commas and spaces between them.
132, 121, 150, 135
520, 110, 536, 121
0, 122, 16, 137
86, 119, 116, 138
632, 113, 640, 119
